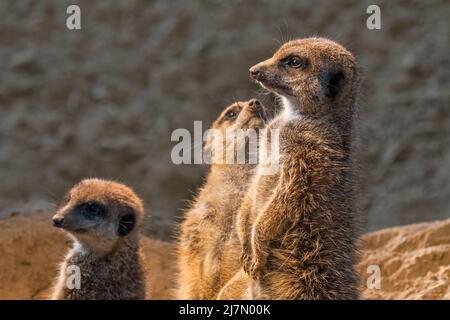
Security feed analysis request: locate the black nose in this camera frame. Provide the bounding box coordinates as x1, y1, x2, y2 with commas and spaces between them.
248, 99, 262, 112
248, 99, 261, 108
52, 217, 64, 228
247, 99, 266, 120
249, 68, 261, 80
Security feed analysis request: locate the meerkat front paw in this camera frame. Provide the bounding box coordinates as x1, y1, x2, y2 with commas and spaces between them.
241, 243, 253, 274
249, 246, 267, 280
250, 259, 264, 280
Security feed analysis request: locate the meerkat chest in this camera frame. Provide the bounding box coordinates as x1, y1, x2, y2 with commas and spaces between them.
62, 249, 144, 299
248, 169, 280, 222
251, 112, 300, 220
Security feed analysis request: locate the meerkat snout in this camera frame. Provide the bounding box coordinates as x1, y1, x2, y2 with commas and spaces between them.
52, 200, 135, 239
239, 99, 267, 124
52, 201, 108, 233
52, 216, 64, 228
248, 99, 263, 112
203, 99, 267, 166
249, 67, 261, 80
213, 99, 267, 128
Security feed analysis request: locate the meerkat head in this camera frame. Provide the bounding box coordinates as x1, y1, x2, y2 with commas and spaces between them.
212, 99, 267, 132
249, 37, 359, 115
205, 99, 267, 165
52, 178, 144, 254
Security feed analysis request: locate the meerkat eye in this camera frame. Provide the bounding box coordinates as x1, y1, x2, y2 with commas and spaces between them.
225, 110, 239, 120
80, 202, 105, 216
74, 202, 105, 219
284, 56, 308, 69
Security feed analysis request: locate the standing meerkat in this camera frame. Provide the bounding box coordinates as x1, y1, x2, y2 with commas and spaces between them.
234, 37, 361, 299
177, 99, 267, 299
51, 178, 147, 300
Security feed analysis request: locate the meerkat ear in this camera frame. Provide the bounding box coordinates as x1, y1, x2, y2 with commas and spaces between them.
319, 69, 345, 98
117, 209, 136, 237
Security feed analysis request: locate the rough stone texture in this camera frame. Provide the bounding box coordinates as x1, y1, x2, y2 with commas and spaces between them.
358, 218, 450, 299
0, 1, 449, 239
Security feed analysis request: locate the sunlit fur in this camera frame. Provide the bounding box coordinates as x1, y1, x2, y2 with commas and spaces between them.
176, 100, 267, 299
226, 37, 362, 299
51, 179, 147, 300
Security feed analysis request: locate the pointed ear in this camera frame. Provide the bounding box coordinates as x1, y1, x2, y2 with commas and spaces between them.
117, 209, 136, 237
319, 69, 345, 98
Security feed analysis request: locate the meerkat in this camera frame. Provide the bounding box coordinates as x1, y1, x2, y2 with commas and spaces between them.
233, 37, 361, 299
177, 99, 268, 299
51, 178, 147, 300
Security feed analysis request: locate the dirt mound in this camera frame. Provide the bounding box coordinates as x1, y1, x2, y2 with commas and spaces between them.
0, 212, 176, 299
358, 219, 450, 299
0, 212, 448, 299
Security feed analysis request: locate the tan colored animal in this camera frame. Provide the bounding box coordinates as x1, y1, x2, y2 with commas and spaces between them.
51, 178, 147, 300
226, 37, 361, 299
177, 99, 267, 299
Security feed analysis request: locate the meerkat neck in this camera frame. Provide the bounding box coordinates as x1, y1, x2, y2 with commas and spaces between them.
56, 236, 143, 300
280, 95, 355, 153
317, 101, 355, 154
279, 96, 301, 122
70, 235, 140, 260
328, 104, 355, 153
209, 164, 254, 186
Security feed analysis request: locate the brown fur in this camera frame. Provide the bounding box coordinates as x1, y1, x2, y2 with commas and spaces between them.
229, 37, 361, 299
217, 269, 253, 299
177, 99, 267, 299
51, 178, 147, 300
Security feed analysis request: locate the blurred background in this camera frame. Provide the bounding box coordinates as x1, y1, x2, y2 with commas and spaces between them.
0, 0, 448, 240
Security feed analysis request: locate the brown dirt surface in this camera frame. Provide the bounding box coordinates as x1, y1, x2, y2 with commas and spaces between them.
358, 218, 450, 299
1, 212, 449, 299
0, 212, 176, 300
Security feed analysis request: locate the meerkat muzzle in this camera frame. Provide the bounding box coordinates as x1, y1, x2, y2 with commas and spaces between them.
52, 216, 64, 228
249, 67, 262, 80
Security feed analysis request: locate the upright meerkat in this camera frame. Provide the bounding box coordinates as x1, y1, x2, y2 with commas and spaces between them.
51, 178, 147, 300
235, 37, 361, 299
177, 99, 267, 299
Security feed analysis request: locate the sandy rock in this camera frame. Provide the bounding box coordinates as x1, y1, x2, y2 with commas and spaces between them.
0, 212, 448, 299
358, 219, 450, 299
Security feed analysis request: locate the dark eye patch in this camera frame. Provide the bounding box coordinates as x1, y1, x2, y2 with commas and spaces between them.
280, 56, 309, 69
75, 202, 106, 219
224, 107, 240, 120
